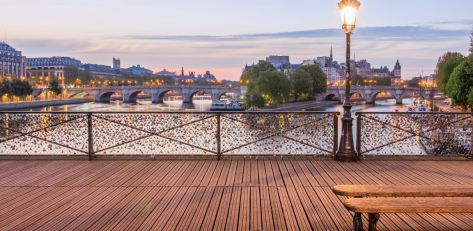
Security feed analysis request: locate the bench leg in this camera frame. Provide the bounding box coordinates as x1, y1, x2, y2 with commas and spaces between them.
368, 213, 380, 231
353, 212, 363, 231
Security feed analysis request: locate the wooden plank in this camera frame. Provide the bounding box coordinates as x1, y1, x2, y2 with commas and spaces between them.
333, 185, 473, 197
250, 186, 263, 231
259, 187, 275, 230
225, 186, 241, 230
199, 186, 224, 230
212, 186, 232, 230
344, 197, 473, 213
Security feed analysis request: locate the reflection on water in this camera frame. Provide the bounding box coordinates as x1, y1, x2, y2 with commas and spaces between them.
27, 98, 415, 113
32, 99, 213, 112
323, 98, 415, 113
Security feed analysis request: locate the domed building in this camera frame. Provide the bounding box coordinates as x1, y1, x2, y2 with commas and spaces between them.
0, 42, 26, 78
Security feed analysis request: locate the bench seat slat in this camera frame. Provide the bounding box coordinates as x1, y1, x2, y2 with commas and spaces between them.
344, 198, 473, 213
333, 185, 473, 197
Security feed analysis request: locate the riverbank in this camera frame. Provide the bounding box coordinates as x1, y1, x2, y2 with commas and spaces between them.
0, 98, 92, 111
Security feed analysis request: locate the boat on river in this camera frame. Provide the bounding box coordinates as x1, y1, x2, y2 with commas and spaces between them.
210, 99, 243, 111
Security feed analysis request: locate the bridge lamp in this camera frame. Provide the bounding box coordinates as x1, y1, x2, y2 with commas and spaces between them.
336, 0, 360, 162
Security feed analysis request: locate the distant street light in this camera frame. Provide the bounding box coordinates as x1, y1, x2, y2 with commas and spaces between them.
336, 0, 360, 162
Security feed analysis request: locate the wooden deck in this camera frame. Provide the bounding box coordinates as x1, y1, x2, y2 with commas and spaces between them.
0, 160, 472, 231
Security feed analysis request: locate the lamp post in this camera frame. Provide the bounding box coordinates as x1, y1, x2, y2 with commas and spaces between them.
336, 0, 361, 162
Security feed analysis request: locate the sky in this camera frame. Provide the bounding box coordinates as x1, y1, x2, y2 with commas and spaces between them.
1, 0, 472, 80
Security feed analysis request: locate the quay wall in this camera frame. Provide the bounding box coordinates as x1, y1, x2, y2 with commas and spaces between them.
0, 98, 92, 111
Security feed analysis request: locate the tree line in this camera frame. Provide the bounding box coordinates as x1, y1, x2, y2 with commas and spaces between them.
0, 78, 33, 100
435, 28, 473, 110
241, 61, 327, 108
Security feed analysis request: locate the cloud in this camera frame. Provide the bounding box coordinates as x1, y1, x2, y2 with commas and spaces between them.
117, 25, 469, 42
9, 25, 471, 80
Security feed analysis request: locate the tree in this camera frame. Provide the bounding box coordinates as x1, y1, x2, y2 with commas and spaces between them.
445, 59, 473, 110
0, 79, 32, 100
0, 79, 10, 97
407, 77, 421, 88
298, 65, 327, 95
240, 61, 276, 84
256, 70, 291, 105
241, 61, 278, 107
467, 87, 473, 110
352, 75, 364, 86
436, 52, 465, 93
376, 77, 392, 86
290, 68, 313, 101
49, 76, 63, 96
79, 70, 93, 85
64, 67, 80, 85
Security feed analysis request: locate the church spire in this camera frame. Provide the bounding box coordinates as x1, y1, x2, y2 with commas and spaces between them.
329, 45, 333, 62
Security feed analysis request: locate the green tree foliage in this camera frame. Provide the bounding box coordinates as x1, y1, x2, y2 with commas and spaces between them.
241, 61, 278, 107
407, 77, 421, 88
63, 67, 80, 85
445, 59, 473, 109
298, 65, 327, 95
48, 76, 63, 96
351, 75, 364, 86
241, 61, 276, 83
467, 88, 473, 110
256, 71, 291, 105
79, 70, 93, 85
436, 52, 465, 93
0, 79, 33, 99
375, 77, 392, 86
290, 68, 314, 101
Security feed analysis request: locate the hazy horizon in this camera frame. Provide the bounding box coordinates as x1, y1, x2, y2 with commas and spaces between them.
1, 0, 472, 80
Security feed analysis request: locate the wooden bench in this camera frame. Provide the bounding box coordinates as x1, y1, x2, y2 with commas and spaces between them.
332, 185, 473, 231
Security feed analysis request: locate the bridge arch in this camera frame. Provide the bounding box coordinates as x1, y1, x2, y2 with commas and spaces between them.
151, 89, 178, 104
123, 90, 145, 103
186, 90, 213, 103
368, 91, 399, 105
96, 91, 119, 103
350, 92, 365, 100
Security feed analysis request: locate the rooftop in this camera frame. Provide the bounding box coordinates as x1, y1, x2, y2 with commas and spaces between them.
1, 159, 471, 230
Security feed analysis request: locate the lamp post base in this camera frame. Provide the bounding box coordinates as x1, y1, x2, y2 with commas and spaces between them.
335, 104, 359, 162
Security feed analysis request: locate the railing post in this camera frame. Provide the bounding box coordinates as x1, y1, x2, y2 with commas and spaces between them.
356, 113, 361, 158
333, 113, 339, 158
470, 120, 473, 159
87, 112, 95, 160
216, 113, 222, 160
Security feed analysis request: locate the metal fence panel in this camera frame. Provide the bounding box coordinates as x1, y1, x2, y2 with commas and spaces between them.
0, 112, 338, 157
357, 112, 473, 157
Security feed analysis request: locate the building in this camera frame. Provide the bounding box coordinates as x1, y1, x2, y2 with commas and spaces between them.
113, 57, 121, 69
0, 42, 26, 78
201, 70, 217, 81
266, 56, 291, 72
82, 64, 121, 79
156, 69, 177, 77
26, 57, 82, 78
393, 59, 401, 78
125, 65, 153, 75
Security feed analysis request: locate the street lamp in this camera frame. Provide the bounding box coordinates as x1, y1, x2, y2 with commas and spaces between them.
336, 0, 360, 162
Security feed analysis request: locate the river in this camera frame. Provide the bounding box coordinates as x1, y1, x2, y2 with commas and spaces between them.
24, 98, 417, 113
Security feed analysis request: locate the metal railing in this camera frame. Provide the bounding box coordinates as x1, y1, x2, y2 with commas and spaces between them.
356, 112, 473, 157
0, 112, 339, 158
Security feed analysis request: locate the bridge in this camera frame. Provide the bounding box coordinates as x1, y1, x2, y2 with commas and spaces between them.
319, 86, 439, 104
64, 85, 241, 103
